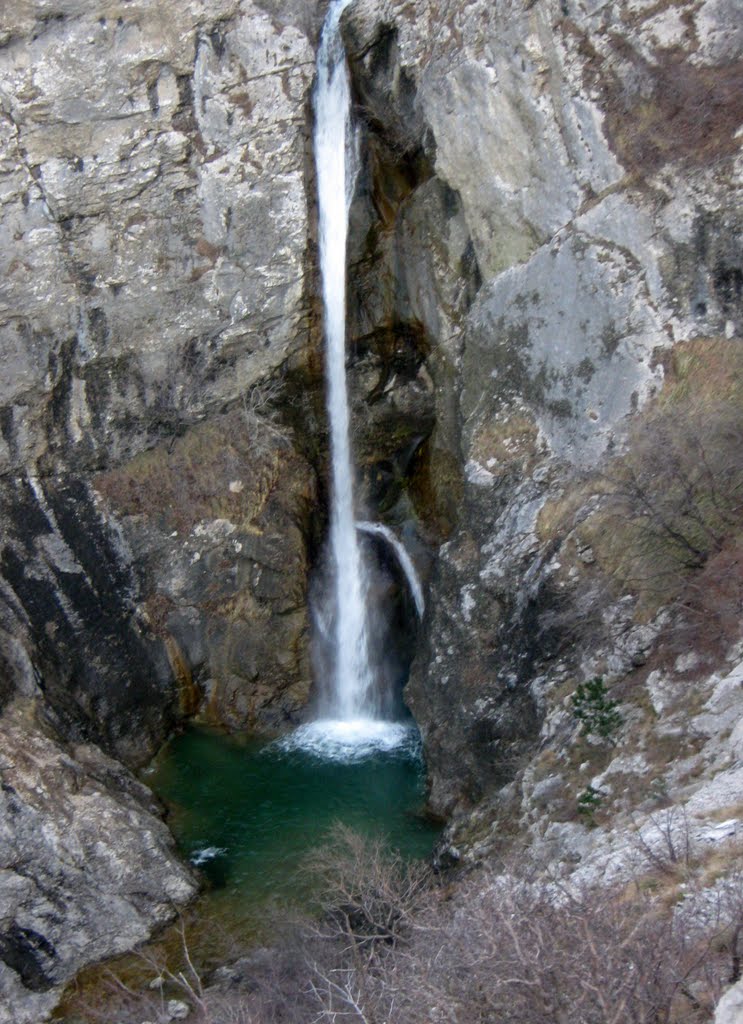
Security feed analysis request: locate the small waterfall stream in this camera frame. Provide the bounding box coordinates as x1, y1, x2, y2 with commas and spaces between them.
356, 521, 425, 620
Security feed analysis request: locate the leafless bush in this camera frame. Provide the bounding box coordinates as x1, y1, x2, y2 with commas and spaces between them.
579, 394, 743, 665
630, 806, 695, 880
375, 870, 743, 1024
68, 832, 743, 1024
240, 375, 293, 456
70, 919, 228, 1024
302, 834, 743, 1024
606, 403, 743, 575
305, 823, 433, 951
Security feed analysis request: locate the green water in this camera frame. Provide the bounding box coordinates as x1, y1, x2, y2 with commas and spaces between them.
146, 724, 440, 914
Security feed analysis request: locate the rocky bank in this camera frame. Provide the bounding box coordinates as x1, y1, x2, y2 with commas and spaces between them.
0, 698, 196, 1023
0, 0, 741, 1019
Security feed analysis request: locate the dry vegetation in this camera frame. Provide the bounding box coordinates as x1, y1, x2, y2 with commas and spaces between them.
535, 339, 743, 669
95, 378, 300, 539
61, 825, 742, 1024
592, 398, 743, 621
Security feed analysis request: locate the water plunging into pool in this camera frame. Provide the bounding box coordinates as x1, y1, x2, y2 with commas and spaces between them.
291, 0, 423, 757
147, 1, 435, 924
315, 0, 373, 725
147, 726, 438, 923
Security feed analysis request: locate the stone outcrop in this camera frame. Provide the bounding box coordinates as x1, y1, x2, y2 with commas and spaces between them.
0, 0, 323, 756
715, 978, 743, 1024
95, 404, 317, 732
0, 698, 197, 1024
340, 0, 743, 815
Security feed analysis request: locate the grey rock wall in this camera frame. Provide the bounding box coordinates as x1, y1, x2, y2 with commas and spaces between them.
0, 699, 197, 1024
0, 3, 322, 1017
341, 0, 743, 814
0, 0, 323, 756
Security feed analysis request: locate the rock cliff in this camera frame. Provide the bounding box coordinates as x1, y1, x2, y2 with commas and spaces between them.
0, 1, 324, 1016
0, 0, 324, 759
339, 0, 742, 817
0, 698, 197, 1024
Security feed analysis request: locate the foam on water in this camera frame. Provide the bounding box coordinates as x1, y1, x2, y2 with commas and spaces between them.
273, 718, 417, 763
189, 845, 228, 867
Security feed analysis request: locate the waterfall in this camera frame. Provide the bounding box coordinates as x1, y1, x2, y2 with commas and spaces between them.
281, 0, 423, 760
315, 0, 373, 720
356, 521, 425, 619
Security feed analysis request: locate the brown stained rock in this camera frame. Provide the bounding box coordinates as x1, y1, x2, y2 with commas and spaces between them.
589, 41, 743, 174
95, 405, 317, 734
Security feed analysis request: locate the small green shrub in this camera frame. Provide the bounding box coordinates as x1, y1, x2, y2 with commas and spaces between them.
571, 677, 622, 743
577, 784, 604, 825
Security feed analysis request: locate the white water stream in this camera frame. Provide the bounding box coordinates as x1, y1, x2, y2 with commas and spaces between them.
315, 0, 372, 723
292, 0, 423, 758
356, 521, 425, 619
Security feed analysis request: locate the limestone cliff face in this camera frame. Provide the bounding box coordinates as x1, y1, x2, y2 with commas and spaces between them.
0, 0, 324, 756
340, 0, 743, 815
0, 2, 322, 1016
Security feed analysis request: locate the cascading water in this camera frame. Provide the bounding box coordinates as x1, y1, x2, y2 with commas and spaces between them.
356, 521, 425, 620
282, 0, 423, 760
313, 0, 373, 723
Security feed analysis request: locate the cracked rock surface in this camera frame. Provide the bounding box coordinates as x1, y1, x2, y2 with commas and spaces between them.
341, 0, 743, 814
0, 3, 321, 1019
0, 0, 323, 759
0, 699, 197, 1024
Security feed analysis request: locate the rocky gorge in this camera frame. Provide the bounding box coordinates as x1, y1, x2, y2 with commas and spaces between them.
0, 0, 742, 1021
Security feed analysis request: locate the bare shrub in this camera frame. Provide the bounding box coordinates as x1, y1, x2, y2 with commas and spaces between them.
240, 375, 293, 456
607, 402, 743, 576
371, 869, 743, 1024
560, 381, 743, 672
66, 831, 743, 1024
305, 823, 433, 951
300, 832, 743, 1024
67, 919, 229, 1024
671, 535, 743, 663
630, 806, 694, 881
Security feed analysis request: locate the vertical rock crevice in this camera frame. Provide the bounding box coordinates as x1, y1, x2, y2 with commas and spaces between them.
342, 12, 482, 547
327, 11, 488, 718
